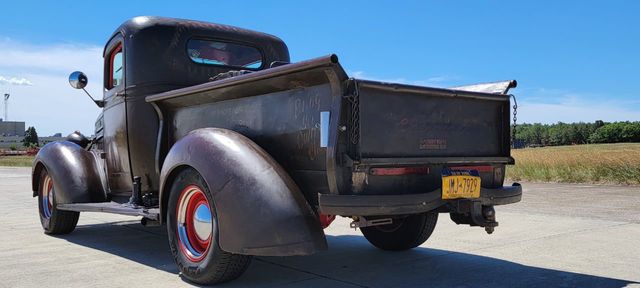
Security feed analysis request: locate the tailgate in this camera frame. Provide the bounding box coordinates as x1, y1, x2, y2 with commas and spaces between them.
353, 80, 512, 160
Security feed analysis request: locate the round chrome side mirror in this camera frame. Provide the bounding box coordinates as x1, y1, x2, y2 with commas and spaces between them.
69, 71, 88, 89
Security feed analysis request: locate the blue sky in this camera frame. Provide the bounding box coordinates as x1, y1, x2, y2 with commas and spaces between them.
0, 0, 638, 136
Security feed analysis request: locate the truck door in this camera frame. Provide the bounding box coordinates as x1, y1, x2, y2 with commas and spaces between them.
102, 35, 133, 196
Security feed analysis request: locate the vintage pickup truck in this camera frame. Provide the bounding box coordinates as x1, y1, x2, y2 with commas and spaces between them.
31, 16, 522, 284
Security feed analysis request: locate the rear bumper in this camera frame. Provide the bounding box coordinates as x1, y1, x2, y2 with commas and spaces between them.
318, 183, 522, 216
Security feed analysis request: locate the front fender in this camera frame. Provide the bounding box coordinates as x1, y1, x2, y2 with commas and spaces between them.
159, 128, 327, 256
32, 141, 107, 204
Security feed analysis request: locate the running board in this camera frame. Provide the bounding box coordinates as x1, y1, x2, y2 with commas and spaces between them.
57, 202, 160, 221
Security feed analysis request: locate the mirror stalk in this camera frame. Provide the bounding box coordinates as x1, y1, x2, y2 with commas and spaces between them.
81, 88, 104, 108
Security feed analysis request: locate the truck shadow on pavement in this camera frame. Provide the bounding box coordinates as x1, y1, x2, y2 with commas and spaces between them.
58, 221, 636, 288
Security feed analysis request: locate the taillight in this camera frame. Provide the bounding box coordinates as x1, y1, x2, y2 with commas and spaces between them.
319, 213, 335, 229
369, 167, 430, 176
448, 166, 493, 172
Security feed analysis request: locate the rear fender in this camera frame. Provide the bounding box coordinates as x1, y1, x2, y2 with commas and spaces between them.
31, 141, 107, 204
159, 128, 327, 256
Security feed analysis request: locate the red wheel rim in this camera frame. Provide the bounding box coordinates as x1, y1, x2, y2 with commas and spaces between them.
41, 175, 54, 219
176, 185, 212, 262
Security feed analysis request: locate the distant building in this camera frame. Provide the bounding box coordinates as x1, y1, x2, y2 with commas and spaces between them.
0, 119, 25, 137
0, 135, 23, 149
0, 118, 70, 149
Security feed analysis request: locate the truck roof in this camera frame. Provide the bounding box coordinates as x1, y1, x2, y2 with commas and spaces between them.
104, 16, 290, 93
106, 16, 288, 58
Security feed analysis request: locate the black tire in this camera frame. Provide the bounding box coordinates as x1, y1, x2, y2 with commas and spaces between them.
361, 212, 438, 251
166, 167, 252, 285
37, 168, 79, 234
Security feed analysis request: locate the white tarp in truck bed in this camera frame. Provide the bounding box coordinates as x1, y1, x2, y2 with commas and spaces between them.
449, 80, 517, 95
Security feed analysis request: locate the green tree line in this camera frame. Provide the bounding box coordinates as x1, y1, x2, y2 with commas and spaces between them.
514, 121, 640, 146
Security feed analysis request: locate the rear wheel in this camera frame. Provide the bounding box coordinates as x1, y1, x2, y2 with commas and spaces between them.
361, 212, 438, 251
167, 167, 251, 285
37, 168, 79, 234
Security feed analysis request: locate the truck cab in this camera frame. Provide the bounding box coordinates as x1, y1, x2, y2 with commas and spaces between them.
97, 16, 290, 199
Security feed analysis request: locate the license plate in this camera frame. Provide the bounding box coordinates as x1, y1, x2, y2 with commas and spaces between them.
441, 169, 481, 199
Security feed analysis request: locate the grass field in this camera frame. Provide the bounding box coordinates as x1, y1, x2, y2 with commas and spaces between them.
2, 144, 639, 185
0, 155, 35, 167
507, 143, 640, 185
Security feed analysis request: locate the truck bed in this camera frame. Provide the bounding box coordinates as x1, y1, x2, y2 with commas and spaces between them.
146, 55, 515, 202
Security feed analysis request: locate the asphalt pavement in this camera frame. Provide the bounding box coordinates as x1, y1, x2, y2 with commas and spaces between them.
1, 167, 638, 287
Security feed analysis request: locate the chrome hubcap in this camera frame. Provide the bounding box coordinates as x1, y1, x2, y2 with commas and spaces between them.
193, 203, 212, 241
176, 185, 212, 262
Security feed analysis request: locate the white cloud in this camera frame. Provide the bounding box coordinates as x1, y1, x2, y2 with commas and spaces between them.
350, 71, 456, 87
351, 71, 409, 84
0, 38, 102, 75
0, 76, 33, 86
0, 38, 103, 136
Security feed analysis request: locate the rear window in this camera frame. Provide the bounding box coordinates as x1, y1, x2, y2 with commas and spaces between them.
187, 39, 263, 69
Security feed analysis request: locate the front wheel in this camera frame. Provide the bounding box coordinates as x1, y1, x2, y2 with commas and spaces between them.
361, 212, 438, 251
37, 168, 79, 234
166, 167, 251, 285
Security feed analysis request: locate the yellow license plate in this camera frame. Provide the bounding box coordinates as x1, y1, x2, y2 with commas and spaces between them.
442, 174, 481, 199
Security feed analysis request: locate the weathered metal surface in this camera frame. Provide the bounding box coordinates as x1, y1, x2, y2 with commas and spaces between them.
57, 202, 159, 220
107, 16, 290, 89
159, 128, 327, 256
102, 33, 133, 196
145, 54, 342, 103
32, 141, 107, 204
354, 79, 512, 159
318, 184, 522, 216
103, 16, 292, 197
149, 55, 347, 203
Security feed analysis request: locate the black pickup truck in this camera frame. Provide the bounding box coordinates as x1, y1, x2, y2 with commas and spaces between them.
31, 16, 522, 284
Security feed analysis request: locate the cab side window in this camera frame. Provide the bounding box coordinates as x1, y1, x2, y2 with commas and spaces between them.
106, 43, 123, 90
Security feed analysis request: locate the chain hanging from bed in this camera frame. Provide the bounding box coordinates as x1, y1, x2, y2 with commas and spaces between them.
510, 94, 518, 147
